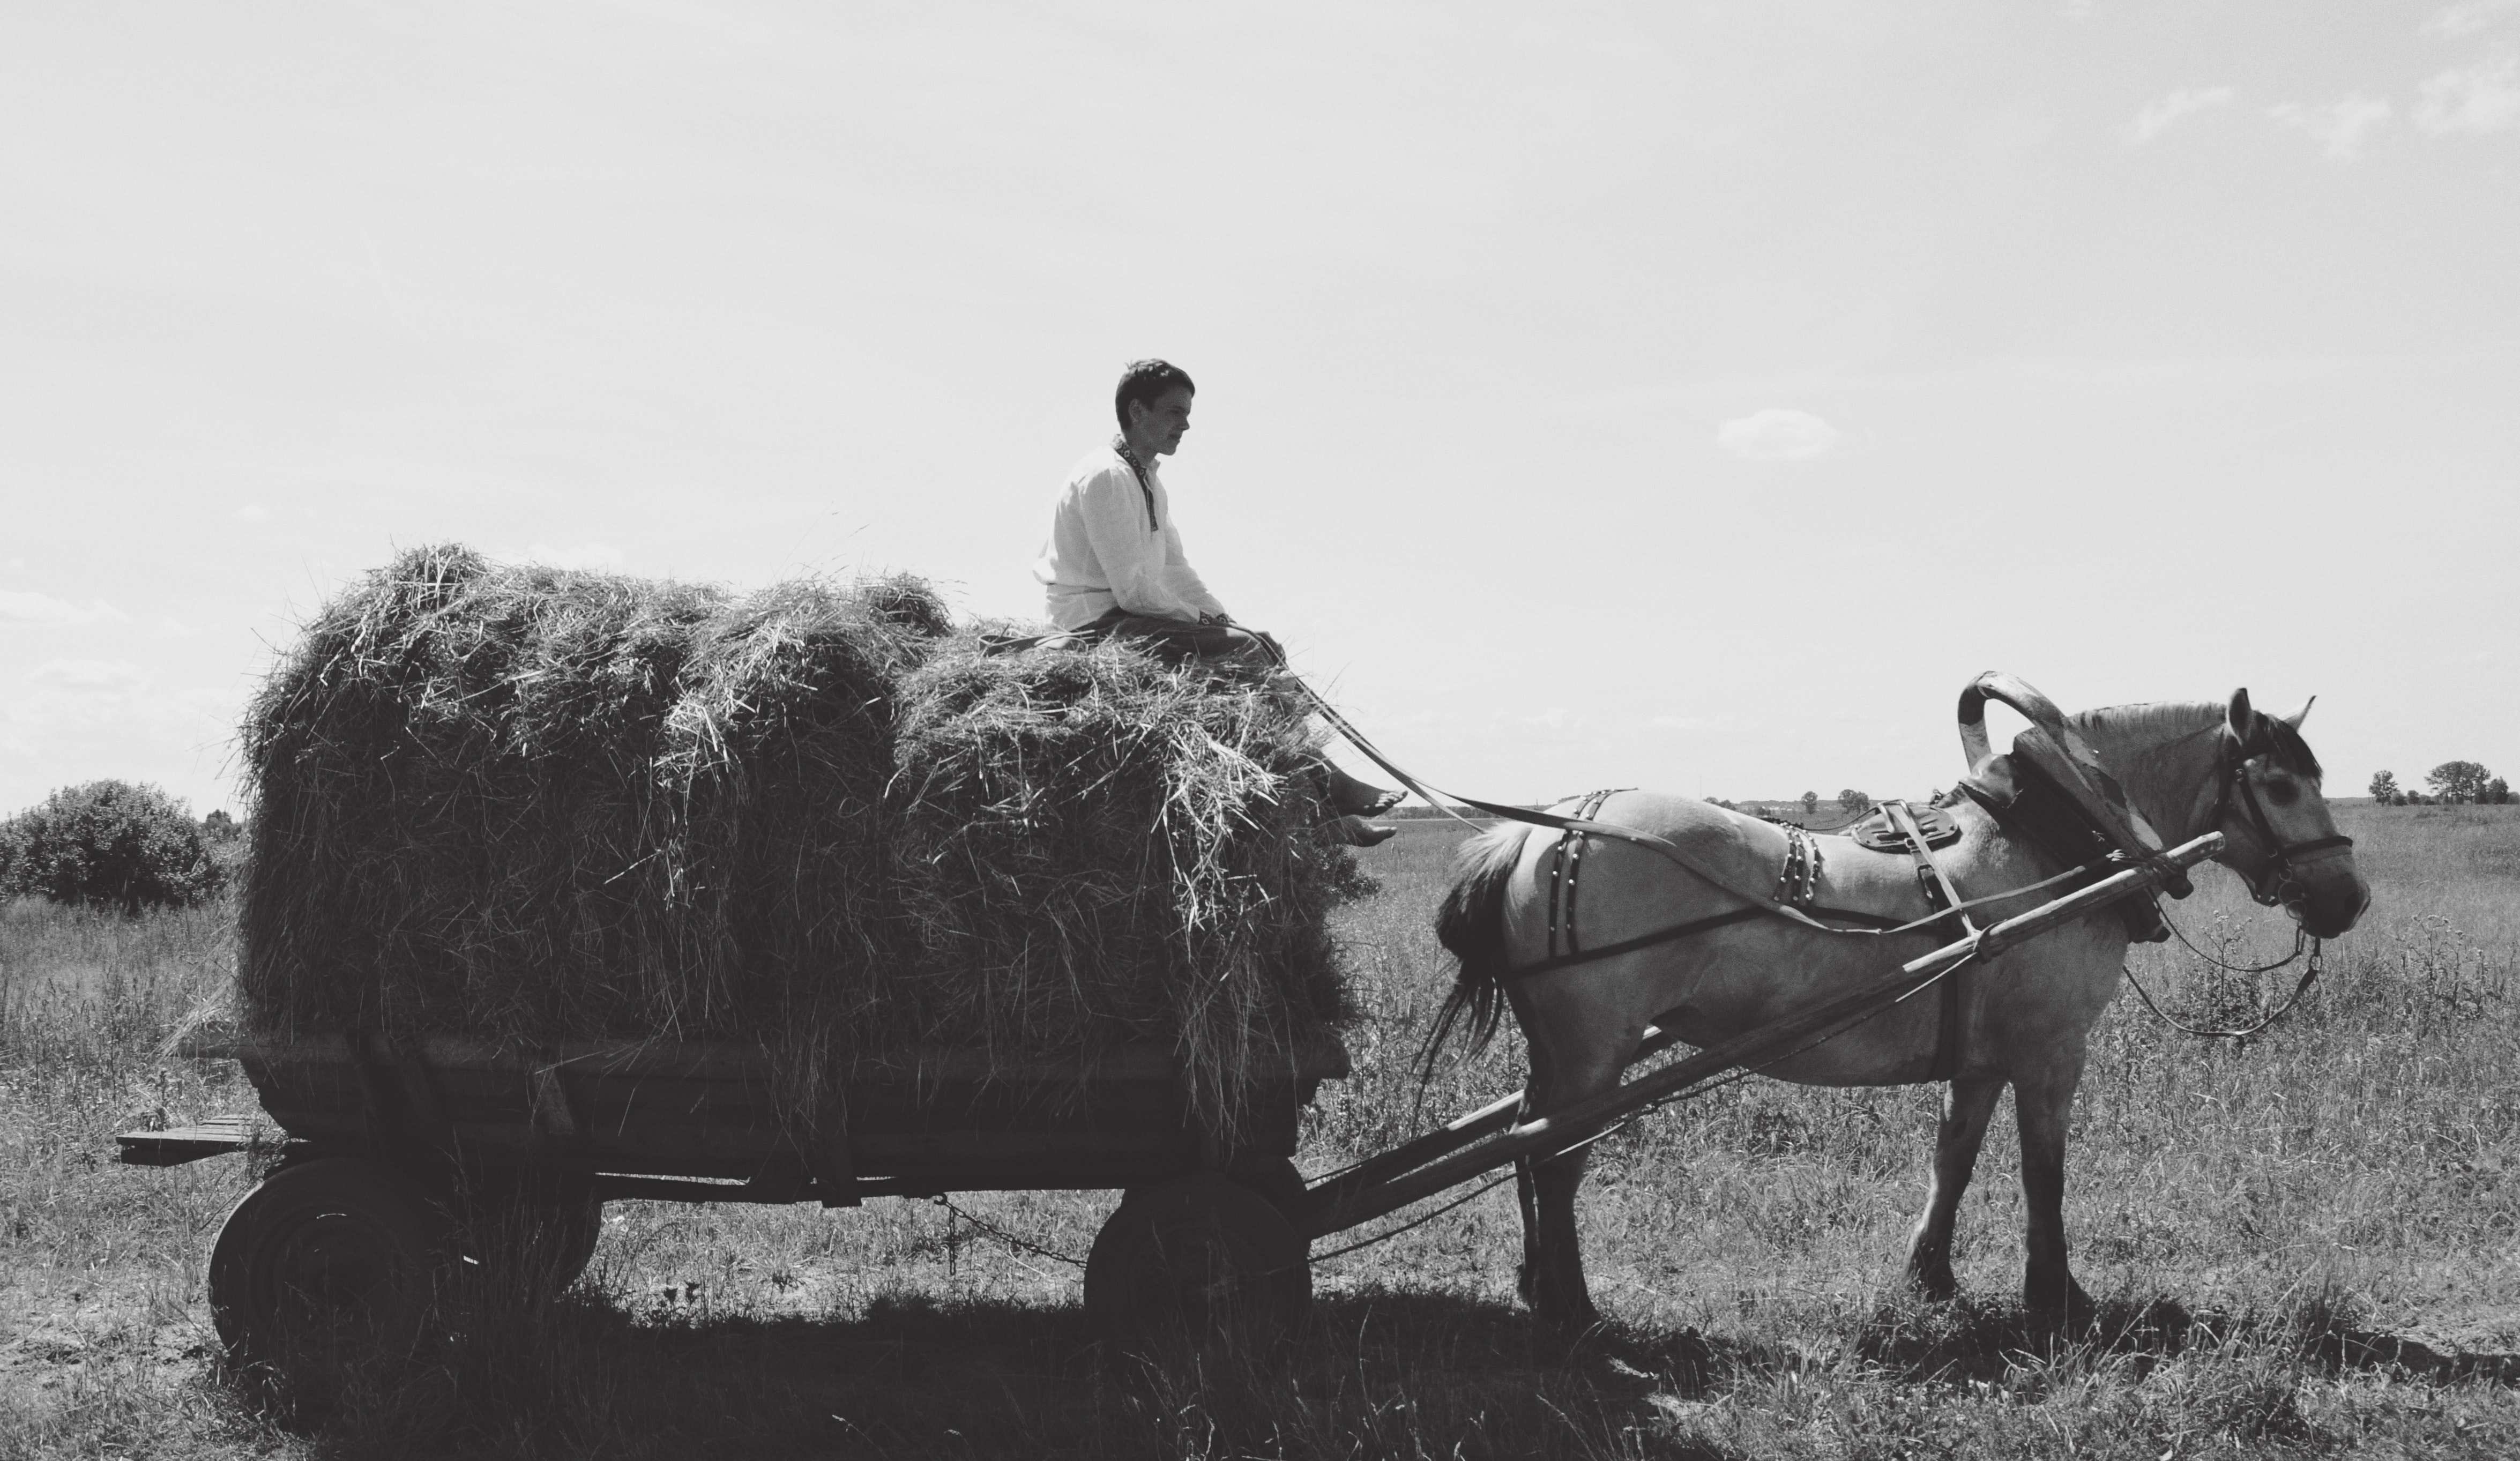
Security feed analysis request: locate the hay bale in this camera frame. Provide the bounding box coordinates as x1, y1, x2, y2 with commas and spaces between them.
237, 546, 945, 1048
658, 576, 946, 1082
239, 546, 1354, 1135
888, 642, 1359, 1134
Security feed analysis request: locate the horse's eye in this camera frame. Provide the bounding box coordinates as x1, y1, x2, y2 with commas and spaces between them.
2264, 778, 2300, 808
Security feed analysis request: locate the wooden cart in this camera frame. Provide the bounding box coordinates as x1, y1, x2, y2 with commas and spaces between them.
125, 1028, 1345, 1359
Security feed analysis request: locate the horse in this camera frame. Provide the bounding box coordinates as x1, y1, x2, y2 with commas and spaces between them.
1427, 688, 2369, 1332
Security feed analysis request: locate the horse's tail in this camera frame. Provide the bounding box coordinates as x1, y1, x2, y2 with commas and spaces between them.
1420, 822, 1531, 1079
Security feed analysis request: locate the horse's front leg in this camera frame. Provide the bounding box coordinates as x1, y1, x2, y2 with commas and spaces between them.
1903, 1075, 2004, 1301
2014, 1053, 2096, 1331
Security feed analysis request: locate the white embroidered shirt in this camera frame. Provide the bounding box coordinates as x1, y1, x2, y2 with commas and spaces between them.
1032, 442, 1229, 631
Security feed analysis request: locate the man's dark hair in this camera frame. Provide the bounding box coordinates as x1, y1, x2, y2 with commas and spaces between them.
1114, 359, 1195, 432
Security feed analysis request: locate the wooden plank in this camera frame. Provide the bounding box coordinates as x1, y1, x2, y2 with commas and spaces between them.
113, 1115, 266, 1167
182, 1028, 1352, 1089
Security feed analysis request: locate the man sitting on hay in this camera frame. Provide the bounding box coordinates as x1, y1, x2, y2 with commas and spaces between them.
1034, 357, 1402, 846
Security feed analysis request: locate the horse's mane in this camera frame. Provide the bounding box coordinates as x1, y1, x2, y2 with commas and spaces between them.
2070, 700, 2223, 755
2070, 698, 2324, 778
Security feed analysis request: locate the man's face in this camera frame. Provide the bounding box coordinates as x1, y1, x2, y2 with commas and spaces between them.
1130, 386, 1194, 457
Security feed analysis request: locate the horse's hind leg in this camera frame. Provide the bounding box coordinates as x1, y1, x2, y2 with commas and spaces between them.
1902, 1075, 2004, 1301
1514, 1050, 1623, 1332
1514, 1151, 1543, 1308
1518, 1142, 1601, 1331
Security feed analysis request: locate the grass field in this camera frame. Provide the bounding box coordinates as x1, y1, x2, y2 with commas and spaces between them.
3, 803, 2517, 1458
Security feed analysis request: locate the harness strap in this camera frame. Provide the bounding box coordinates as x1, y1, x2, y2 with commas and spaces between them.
1884, 801, 1971, 939
1884, 800, 1974, 1082
1546, 789, 1622, 958
1509, 906, 1771, 980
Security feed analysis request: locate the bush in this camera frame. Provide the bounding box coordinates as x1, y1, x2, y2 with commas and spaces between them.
0, 780, 223, 912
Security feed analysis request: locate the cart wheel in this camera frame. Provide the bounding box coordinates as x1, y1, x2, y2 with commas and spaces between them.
207, 1158, 448, 1365
450, 1169, 603, 1296
1085, 1174, 1311, 1353
1224, 1157, 1310, 1225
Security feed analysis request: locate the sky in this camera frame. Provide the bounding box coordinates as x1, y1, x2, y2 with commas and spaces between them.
3, 0, 2515, 818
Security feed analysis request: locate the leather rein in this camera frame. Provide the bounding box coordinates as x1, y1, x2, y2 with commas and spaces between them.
1258, 642, 2103, 972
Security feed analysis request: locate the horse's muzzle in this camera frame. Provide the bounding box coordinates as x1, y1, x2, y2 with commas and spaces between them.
2285, 864, 2370, 939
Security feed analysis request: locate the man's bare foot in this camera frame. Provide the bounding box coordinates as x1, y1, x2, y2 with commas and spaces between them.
1327, 765, 1404, 817
1326, 815, 1398, 847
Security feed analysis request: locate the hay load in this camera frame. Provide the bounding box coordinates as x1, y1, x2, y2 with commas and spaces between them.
888, 644, 1357, 1124
238, 545, 1355, 1127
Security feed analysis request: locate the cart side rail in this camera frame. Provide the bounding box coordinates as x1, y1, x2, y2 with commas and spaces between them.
177, 1028, 1352, 1087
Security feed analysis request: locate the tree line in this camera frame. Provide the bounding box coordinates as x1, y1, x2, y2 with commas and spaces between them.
2367, 761, 2510, 806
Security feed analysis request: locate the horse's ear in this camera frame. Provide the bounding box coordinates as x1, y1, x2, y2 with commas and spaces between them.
2280, 695, 2315, 730
2226, 687, 2256, 739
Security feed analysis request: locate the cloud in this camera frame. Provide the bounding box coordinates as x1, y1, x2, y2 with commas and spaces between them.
236, 504, 270, 521
2424, 0, 2520, 38
0, 590, 129, 627
27, 659, 145, 690
2416, 53, 2520, 132
525, 542, 625, 571
3, 660, 144, 752
2, 660, 229, 759
2268, 93, 2394, 159
1716, 409, 1841, 461
2130, 86, 2235, 142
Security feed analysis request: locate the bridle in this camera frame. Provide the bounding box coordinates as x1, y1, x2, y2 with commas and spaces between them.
2119, 722, 2355, 1043
2208, 727, 2355, 913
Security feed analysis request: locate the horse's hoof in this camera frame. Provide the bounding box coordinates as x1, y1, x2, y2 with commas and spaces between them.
1538, 1306, 1605, 1344
1907, 1265, 1958, 1303
2022, 1296, 2097, 1346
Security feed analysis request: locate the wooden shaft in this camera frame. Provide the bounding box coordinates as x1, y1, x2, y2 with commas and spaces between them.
1301, 1023, 1692, 1215
1301, 832, 2221, 1241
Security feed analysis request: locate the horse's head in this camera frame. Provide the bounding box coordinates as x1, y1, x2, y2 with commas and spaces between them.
2210, 689, 2368, 938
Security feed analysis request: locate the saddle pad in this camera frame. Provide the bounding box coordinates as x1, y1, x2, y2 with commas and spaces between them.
1841, 801, 1961, 854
